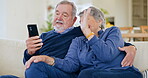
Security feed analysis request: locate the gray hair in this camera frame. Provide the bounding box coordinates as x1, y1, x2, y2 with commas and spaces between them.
79, 6, 106, 29
56, 0, 77, 19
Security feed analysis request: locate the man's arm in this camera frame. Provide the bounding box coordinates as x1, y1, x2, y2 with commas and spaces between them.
119, 42, 137, 67
23, 36, 43, 64
23, 50, 32, 64
25, 38, 81, 73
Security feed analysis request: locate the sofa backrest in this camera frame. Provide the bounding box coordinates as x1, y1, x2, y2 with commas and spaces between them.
0, 39, 26, 78
132, 42, 148, 71
0, 39, 147, 77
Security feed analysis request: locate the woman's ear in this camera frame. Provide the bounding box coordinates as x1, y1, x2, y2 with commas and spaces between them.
98, 20, 103, 25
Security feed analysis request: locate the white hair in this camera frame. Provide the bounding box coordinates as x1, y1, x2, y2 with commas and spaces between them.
79, 6, 106, 29
56, 0, 77, 19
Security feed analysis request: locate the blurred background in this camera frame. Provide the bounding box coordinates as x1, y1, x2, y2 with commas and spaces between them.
0, 0, 148, 77
0, 0, 148, 41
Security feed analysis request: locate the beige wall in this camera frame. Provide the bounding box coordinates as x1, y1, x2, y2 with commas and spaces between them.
0, 0, 6, 38
1, 0, 132, 40
92, 0, 132, 27
3, 0, 47, 40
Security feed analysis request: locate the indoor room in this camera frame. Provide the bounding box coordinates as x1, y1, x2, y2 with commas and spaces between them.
0, 0, 148, 78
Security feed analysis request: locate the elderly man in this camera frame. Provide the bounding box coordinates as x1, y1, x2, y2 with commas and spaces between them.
24, 0, 137, 78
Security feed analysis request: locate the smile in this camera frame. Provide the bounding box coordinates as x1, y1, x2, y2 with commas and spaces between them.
56, 20, 64, 25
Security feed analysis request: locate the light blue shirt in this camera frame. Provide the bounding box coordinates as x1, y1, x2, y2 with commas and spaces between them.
54, 26, 139, 73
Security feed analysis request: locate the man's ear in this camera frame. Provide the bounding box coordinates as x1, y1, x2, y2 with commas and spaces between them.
73, 17, 77, 24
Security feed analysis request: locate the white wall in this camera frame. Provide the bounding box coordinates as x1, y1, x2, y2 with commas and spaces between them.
1, 0, 47, 40
0, 0, 6, 38
1, 0, 132, 40
48, 0, 132, 27
92, 0, 132, 27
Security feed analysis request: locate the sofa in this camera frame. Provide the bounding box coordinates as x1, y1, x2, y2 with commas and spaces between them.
0, 39, 25, 78
0, 39, 148, 78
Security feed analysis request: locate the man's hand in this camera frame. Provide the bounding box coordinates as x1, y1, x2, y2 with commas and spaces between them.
25, 55, 54, 69
26, 36, 43, 55
118, 46, 136, 67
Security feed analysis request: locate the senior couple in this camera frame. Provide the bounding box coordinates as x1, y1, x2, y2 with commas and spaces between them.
24, 0, 142, 78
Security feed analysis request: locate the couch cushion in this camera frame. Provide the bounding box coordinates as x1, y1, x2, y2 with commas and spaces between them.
143, 69, 148, 78
131, 42, 148, 71
0, 75, 19, 78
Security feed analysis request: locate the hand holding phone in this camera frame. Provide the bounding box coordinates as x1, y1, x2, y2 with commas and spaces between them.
26, 24, 43, 55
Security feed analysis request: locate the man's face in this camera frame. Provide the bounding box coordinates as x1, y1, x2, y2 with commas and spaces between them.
53, 4, 76, 33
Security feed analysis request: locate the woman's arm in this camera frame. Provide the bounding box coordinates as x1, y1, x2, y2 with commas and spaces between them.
54, 38, 81, 73
88, 27, 124, 62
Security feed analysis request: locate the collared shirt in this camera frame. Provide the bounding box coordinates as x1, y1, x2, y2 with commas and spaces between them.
54, 26, 74, 34
54, 26, 139, 73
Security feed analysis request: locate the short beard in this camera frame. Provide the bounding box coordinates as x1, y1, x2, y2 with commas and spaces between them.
54, 25, 65, 33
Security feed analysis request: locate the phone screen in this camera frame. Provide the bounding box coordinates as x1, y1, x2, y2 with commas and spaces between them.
27, 24, 39, 37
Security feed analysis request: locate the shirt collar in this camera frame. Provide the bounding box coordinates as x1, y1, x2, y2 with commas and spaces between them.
98, 29, 106, 35
54, 26, 74, 34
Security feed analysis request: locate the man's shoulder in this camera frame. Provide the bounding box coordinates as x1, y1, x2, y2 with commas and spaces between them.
67, 26, 83, 35
73, 26, 81, 31
40, 30, 54, 38
44, 30, 54, 33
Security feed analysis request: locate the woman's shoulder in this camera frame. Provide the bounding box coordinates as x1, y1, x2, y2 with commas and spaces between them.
73, 36, 86, 41
71, 36, 87, 49
72, 36, 87, 44
106, 26, 119, 31
105, 26, 120, 33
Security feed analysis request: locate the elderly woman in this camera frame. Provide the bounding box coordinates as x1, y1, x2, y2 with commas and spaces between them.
55, 6, 142, 78
75, 7, 142, 78
26, 6, 142, 78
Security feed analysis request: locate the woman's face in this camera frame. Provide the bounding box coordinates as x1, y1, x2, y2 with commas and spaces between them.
80, 15, 101, 33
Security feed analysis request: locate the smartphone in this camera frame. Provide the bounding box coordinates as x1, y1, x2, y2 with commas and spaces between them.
27, 24, 39, 37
